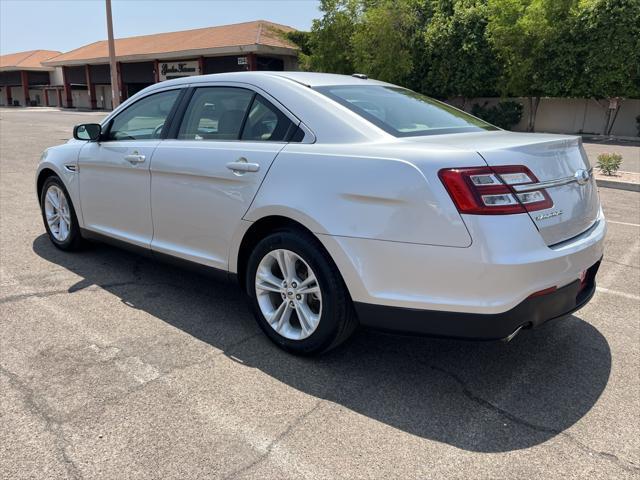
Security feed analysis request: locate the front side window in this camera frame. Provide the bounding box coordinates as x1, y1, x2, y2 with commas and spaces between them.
107, 89, 180, 141
178, 87, 295, 142
315, 85, 498, 137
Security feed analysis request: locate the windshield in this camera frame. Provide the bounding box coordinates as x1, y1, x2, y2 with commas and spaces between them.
315, 85, 498, 137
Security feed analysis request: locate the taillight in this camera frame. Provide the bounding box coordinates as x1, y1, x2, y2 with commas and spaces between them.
439, 165, 553, 215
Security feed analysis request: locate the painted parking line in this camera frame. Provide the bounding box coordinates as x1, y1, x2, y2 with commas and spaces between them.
607, 220, 640, 227
599, 236, 640, 290
597, 287, 640, 301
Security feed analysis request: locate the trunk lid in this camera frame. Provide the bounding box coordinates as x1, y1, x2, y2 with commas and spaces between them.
404, 131, 600, 246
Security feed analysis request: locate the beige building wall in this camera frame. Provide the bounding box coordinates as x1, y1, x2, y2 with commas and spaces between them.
71, 90, 91, 109
10, 87, 25, 106
49, 67, 64, 86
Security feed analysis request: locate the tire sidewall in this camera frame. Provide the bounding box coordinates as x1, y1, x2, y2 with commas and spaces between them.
246, 231, 344, 354
40, 176, 81, 250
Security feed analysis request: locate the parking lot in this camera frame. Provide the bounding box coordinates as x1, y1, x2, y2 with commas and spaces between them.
1, 108, 639, 479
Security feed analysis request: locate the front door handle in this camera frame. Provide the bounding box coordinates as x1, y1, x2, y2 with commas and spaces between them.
124, 153, 146, 164
226, 158, 260, 174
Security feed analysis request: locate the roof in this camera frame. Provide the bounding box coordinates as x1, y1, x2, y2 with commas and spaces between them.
266, 72, 392, 87
0, 50, 61, 71
44, 20, 298, 66
142, 72, 392, 93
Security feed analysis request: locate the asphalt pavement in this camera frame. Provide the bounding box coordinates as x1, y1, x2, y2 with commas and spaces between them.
1, 108, 639, 479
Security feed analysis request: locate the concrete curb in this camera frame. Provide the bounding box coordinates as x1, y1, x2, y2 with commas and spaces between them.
583, 134, 640, 143
596, 178, 640, 192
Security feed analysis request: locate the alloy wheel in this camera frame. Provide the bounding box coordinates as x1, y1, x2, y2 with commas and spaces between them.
255, 249, 322, 340
44, 185, 71, 242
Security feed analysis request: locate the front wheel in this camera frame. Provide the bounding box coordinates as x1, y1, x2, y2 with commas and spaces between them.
246, 230, 357, 355
40, 176, 84, 251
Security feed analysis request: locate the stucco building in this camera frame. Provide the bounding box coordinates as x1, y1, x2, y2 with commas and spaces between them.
0, 20, 298, 110
0, 50, 63, 106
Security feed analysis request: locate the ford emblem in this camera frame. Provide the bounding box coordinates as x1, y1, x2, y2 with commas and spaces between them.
574, 169, 590, 185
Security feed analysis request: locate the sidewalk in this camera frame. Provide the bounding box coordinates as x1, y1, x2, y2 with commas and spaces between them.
583, 138, 640, 174
583, 138, 640, 191
594, 170, 640, 192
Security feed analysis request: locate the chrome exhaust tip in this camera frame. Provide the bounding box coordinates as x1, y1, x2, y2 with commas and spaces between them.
502, 325, 525, 343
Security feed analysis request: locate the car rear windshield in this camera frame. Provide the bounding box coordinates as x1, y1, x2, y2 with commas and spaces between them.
315, 85, 498, 137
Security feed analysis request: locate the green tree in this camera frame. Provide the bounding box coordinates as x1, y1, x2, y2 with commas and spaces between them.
350, 0, 418, 84
421, 0, 500, 103
487, 0, 578, 131
285, 30, 313, 71
572, 0, 640, 134
305, 0, 362, 74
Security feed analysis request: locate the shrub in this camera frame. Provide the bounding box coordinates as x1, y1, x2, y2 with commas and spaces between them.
471, 101, 523, 130
596, 153, 623, 176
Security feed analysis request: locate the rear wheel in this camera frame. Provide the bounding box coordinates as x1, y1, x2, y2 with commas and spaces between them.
40, 176, 83, 251
246, 230, 357, 355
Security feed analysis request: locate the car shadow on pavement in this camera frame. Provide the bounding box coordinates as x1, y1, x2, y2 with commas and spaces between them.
33, 234, 612, 453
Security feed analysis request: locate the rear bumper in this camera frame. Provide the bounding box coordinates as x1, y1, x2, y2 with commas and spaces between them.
319, 209, 606, 315
355, 259, 600, 340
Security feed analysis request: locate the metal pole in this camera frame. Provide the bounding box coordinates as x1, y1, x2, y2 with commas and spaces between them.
106, 0, 120, 108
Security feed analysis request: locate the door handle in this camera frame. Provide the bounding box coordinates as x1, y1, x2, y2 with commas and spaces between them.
124, 153, 146, 164
226, 159, 260, 174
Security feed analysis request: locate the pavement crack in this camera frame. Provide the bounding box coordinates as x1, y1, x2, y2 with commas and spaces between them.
431, 365, 640, 474
0, 288, 77, 304
602, 258, 640, 270
0, 365, 83, 480
0, 280, 138, 305
223, 400, 324, 480
0, 279, 212, 306
63, 334, 262, 424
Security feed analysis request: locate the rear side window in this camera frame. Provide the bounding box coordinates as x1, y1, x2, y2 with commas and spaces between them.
178, 87, 254, 140
315, 85, 498, 137
241, 95, 293, 141
178, 87, 296, 142
107, 89, 180, 141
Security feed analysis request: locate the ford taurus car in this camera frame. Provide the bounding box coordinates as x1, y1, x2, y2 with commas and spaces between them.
36, 72, 605, 355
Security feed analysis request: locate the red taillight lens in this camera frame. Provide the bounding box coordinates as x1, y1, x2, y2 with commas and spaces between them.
439, 166, 553, 215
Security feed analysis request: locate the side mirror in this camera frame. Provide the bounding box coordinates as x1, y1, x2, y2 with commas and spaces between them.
73, 123, 102, 141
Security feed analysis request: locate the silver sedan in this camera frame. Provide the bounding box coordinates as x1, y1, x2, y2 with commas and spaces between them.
36, 72, 605, 354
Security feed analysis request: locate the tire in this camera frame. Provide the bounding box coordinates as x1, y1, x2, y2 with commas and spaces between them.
246, 229, 358, 355
40, 176, 84, 251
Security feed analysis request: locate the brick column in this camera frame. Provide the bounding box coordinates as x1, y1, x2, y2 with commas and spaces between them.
62, 66, 73, 108
247, 53, 257, 71
5, 86, 12, 106
57, 88, 63, 108
43, 88, 49, 107
198, 56, 204, 76
154, 59, 160, 83
20, 70, 30, 106
85, 64, 97, 109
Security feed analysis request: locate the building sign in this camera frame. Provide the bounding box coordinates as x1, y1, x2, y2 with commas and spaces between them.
237, 56, 248, 65
159, 61, 200, 81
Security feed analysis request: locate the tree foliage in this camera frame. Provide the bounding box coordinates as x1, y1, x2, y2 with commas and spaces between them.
572, 0, 640, 99
351, 0, 417, 84
471, 100, 524, 128
421, 0, 500, 98
486, 0, 580, 97
284, 0, 640, 101
305, 0, 361, 74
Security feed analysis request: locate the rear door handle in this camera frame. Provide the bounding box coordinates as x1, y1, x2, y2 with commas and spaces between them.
226, 159, 260, 174
124, 153, 146, 164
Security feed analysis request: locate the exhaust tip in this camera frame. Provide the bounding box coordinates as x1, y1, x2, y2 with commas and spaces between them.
502, 325, 525, 343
